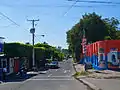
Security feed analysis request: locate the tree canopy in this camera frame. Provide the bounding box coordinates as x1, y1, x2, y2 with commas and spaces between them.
66, 12, 120, 62
4, 42, 64, 68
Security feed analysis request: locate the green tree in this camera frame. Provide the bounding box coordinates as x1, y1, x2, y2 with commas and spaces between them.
4, 42, 64, 69
116, 31, 120, 39
103, 17, 119, 39
66, 12, 120, 62
104, 36, 112, 40
82, 12, 108, 43
66, 23, 82, 62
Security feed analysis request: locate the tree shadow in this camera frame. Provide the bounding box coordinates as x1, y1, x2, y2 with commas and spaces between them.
3, 73, 38, 83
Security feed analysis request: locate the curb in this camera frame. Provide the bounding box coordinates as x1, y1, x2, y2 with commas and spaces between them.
76, 78, 102, 90
104, 76, 120, 79
72, 63, 77, 72
87, 75, 120, 79
72, 64, 102, 90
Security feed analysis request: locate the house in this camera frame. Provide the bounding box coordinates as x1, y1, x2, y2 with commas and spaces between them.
82, 40, 120, 70
0, 56, 28, 80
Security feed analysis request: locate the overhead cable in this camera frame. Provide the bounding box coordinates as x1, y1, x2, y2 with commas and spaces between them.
68, 0, 120, 5
0, 12, 20, 26
63, 0, 79, 16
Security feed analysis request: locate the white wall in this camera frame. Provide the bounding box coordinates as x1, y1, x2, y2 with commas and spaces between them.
7, 58, 14, 75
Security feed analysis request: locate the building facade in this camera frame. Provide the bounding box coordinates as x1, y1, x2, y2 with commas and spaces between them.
82, 40, 120, 70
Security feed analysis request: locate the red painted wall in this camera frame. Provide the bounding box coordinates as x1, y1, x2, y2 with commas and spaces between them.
14, 60, 19, 73
86, 40, 120, 56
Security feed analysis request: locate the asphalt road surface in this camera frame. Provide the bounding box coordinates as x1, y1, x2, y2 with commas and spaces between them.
0, 58, 88, 90
84, 78, 120, 90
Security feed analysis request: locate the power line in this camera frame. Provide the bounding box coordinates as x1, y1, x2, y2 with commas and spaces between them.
34, 34, 45, 43
62, 0, 120, 16
72, 4, 119, 7
68, 0, 120, 5
34, 34, 41, 43
0, 11, 29, 32
0, 4, 119, 8
63, 0, 79, 16
0, 2, 119, 13
0, 12, 20, 26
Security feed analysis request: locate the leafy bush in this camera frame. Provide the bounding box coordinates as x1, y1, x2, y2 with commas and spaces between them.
73, 71, 89, 78
74, 72, 81, 77
4, 42, 64, 68
47, 59, 52, 63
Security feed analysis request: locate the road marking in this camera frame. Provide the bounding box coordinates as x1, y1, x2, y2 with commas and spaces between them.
48, 74, 52, 77
48, 76, 71, 77
56, 69, 58, 71
0, 82, 21, 85
68, 70, 71, 72
64, 70, 67, 73
27, 79, 74, 81
30, 76, 71, 78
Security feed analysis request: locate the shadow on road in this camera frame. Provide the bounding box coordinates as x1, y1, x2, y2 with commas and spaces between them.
49, 67, 60, 69
3, 72, 38, 83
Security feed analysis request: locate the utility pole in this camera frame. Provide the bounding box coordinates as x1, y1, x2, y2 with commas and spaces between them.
27, 19, 39, 70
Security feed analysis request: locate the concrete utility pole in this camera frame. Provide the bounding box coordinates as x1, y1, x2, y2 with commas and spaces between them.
27, 19, 39, 70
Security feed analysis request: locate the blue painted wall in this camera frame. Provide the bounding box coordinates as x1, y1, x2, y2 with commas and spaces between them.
81, 55, 108, 70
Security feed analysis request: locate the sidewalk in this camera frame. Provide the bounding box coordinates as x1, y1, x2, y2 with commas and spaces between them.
83, 78, 120, 90
87, 69, 120, 79
74, 64, 120, 90
75, 64, 120, 79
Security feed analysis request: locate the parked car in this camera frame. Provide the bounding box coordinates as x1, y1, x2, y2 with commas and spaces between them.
47, 61, 59, 69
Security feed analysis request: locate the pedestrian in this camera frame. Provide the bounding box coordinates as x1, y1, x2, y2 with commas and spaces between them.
2, 66, 7, 82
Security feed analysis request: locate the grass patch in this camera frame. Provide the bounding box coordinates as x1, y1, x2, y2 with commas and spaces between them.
80, 71, 89, 75
72, 59, 76, 63
73, 72, 81, 77
72, 60, 74, 63
73, 71, 89, 78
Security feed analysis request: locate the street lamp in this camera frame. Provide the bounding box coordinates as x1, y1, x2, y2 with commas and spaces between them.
41, 35, 45, 37
35, 34, 45, 37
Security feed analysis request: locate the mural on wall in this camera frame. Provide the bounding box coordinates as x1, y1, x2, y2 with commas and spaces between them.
108, 48, 119, 68
98, 48, 106, 68
117, 52, 120, 68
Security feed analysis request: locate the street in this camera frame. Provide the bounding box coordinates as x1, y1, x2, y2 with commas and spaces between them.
0, 59, 88, 90
84, 78, 120, 90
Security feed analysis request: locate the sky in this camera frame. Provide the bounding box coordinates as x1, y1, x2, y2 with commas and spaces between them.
0, 0, 120, 49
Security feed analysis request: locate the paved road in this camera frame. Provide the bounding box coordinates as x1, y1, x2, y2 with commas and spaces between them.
84, 78, 120, 90
0, 59, 88, 90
